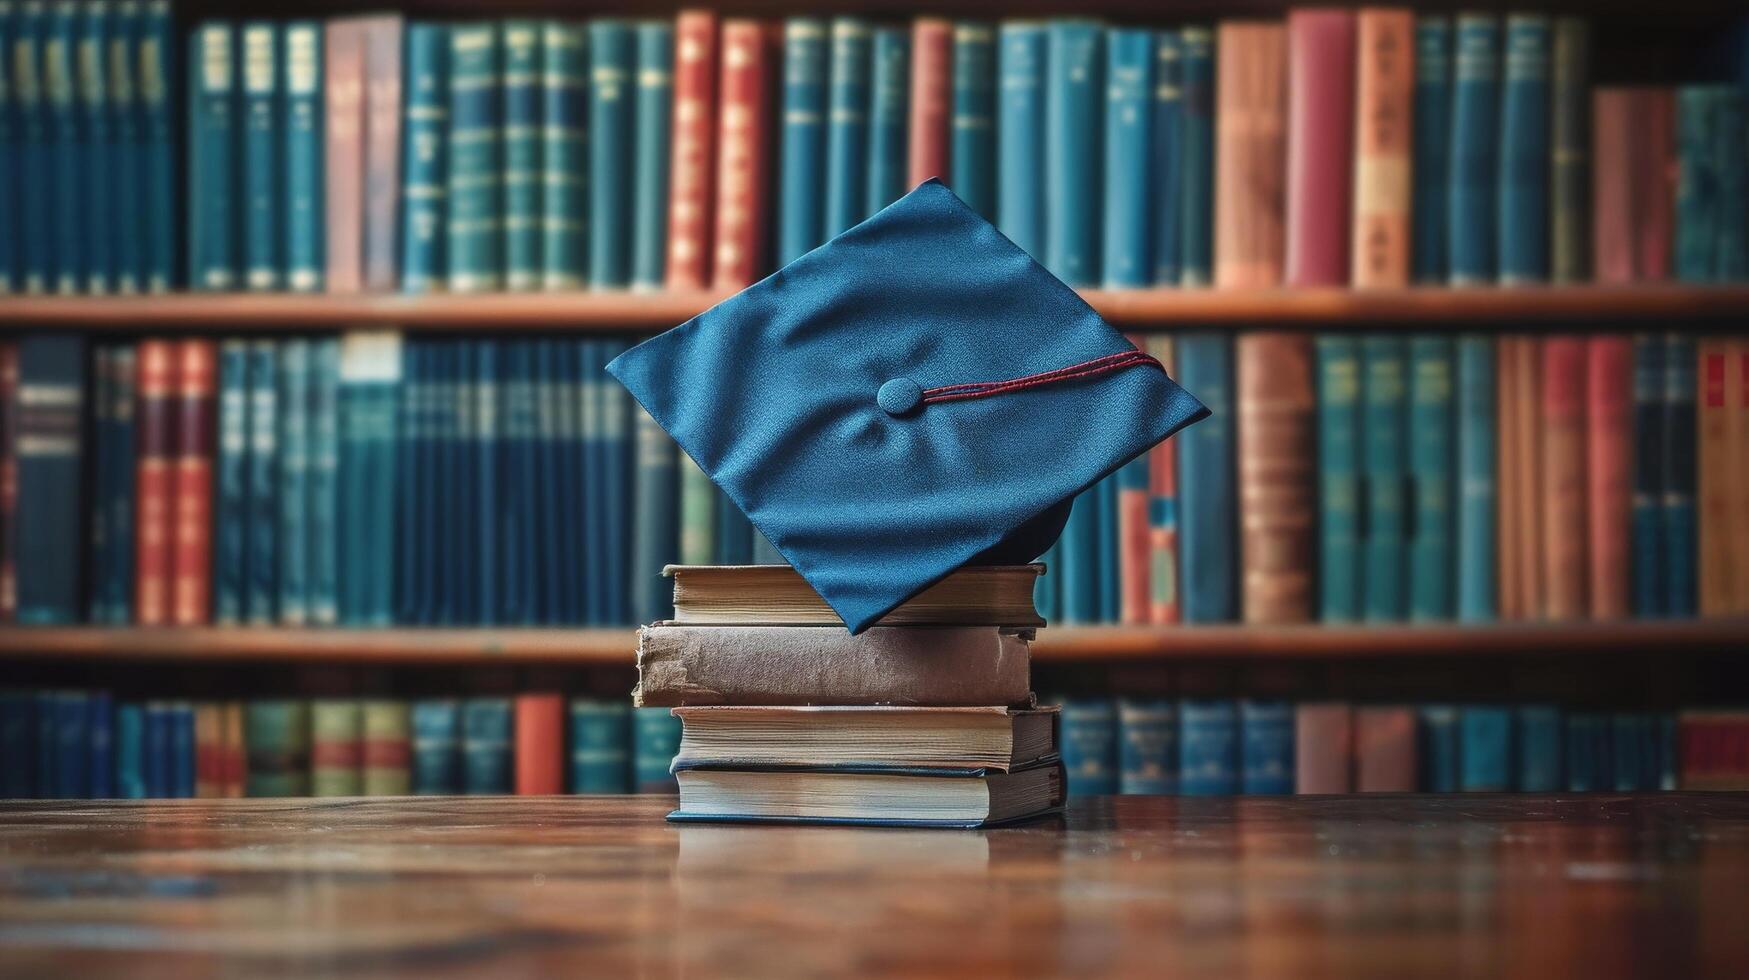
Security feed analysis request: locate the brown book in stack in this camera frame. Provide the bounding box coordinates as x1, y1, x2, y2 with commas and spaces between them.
641, 565, 1063, 827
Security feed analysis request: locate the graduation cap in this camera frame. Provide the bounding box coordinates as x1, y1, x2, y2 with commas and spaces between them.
608, 179, 1208, 633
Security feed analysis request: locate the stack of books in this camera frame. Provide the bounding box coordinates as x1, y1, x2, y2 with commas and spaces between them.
636, 564, 1064, 827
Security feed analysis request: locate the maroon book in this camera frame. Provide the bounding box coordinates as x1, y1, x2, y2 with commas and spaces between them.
172, 341, 217, 626
1285, 9, 1356, 287
1354, 707, 1417, 792
907, 18, 952, 187
666, 9, 720, 291
134, 340, 177, 626
1295, 702, 1353, 794
710, 19, 774, 290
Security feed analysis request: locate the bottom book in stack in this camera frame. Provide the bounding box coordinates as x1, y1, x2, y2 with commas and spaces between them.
664, 706, 1064, 828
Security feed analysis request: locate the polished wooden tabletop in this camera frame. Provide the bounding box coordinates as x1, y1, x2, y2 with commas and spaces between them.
2, 794, 1747, 978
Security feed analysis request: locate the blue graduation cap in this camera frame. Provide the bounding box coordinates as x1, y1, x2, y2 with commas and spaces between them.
608, 179, 1208, 633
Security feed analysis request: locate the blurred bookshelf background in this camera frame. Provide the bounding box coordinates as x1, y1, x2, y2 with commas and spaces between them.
2, 0, 1749, 800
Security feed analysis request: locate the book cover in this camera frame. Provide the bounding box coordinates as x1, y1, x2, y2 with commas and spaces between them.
1541, 336, 1588, 619
104, 346, 137, 624
1447, 14, 1497, 285
570, 698, 631, 793
1117, 698, 1176, 795
538, 21, 584, 289
824, 18, 871, 238
1060, 698, 1117, 797
462, 696, 512, 794
1736, 345, 1749, 613
1100, 27, 1152, 289
1352, 9, 1413, 289
187, 21, 236, 290
709, 19, 773, 291
514, 693, 563, 795
85, 349, 112, 621
1284, 9, 1355, 287
14, 335, 85, 623
445, 24, 500, 292
906, 17, 949, 186
0, 344, 13, 622
1459, 706, 1511, 792
1178, 698, 1237, 796
307, 338, 339, 625
361, 699, 410, 795
310, 698, 362, 796
1632, 335, 1666, 616
633, 706, 681, 793
1116, 418, 1150, 624
283, 21, 323, 292
88, 692, 114, 798
35, 691, 57, 796
1417, 705, 1458, 791
775, 18, 826, 267
1241, 699, 1294, 795
1549, 18, 1589, 284
663, 9, 717, 290
240, 21, 278, 290
1354, 706, 1417, 792
359, 15, 402, 292
399, 23, 447, 293
1177, 26, 1213, 286
322, 19, 363, 293
213, 340, 248, 624
630, 20, 672, 290
1517, 705, 1563, 792
245, 699, 309, 796
949, 20, 995, 220
1176, 335, 1235, 622
410, 698, 460, 794
1497, 15, 1550, 284
864, 25, 908, 215
221, 700, 245, 797
588, 19, 635, 289
1315, 336, 1360, 622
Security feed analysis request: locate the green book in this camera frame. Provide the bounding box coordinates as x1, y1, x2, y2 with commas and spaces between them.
1407, 336, 1455, 620
245, 700, 310, 797
500, 20, 540, 290
1316, 336, 1361, 622
569, 698, 630, 793
310, 699, 362, 796
539, 21, 586, 288
1361, 337, 1408, 621
445, 24, 501, 291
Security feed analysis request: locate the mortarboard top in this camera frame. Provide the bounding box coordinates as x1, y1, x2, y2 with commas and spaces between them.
608, 179, 1208, 634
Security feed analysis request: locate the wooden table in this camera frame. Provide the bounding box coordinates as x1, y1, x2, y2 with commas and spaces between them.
1, 795, 1747, 977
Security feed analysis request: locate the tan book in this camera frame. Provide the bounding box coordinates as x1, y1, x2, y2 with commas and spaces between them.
634, 624, 1031, 708
671, 706, 1057, 772
1213, 20, 1287, 289
1237, 334, 1316, 623
663, 564, 1044, 628
1698, 339, 1736, 615
1350, 8, 1414, 289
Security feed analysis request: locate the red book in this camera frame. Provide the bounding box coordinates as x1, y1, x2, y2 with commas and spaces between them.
223, 701, 246, 798
666, 10, 720, 291
194, 703, 224, 799
1294, 702, 1353, 794
1585, 336, 1633, 618
1680, 711, 1749, 790
1634, 89, 1677, 281
0, 342, 15, 622
324, 20, 365, 294
134, 340, 177, 625
172, 340, 217, 626
1541, 336, 1587, 620
515, 693, 564, 795
907, 18, 952, 186
1592, 90, 1638, 283
1214, 20, 1286, 289
1350, 9, 1412, 289
360, 15, 405, 292
1146, 336, 1180, 624
1354, 707, 1417, 792
710, 19, 774, 290
1284, 9, 1356, 287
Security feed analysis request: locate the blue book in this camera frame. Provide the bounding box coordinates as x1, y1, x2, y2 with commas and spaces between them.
1117, 698, 1176, 794
1100, 27, 1152, 288
78, 2, 112, 294
13, 1, 49, 293
1447, 14, 1498, 285
1240, 700, 1294, 795
1408, 337, 1455, 619
1611, 713, 1651, 792
114, 702, 145, 799
1060, 698, 1118, 796
452, 342, 480, 623
1150, 30, 1182, 284
410, 699, 461, 794
169, 701, 195, 798
1179, 699, 1237, 796
570, 699, 630, 793
474, 341, 500, 623
461, 697, 512, 794
776, 18, 826, 266
0, 1, 16, 292
825, 18, 872, 237
214, 339, 250, 624
1563, 711, 1609, 792
34, 691, 56, 796
587, 19, 634, 288
1418, 706, 1460, 791
308, 338, 340, 625
631, 407, 678, 625
633, 707, 680, 792
577, 341, 605, 622
86, 347, 116, 622
337, 332, 401, 626
630, 20, 672, 290
1176, 335, 1236, 622
44, 2, 80, 293
107, 1, 144, 293
0, 692, 34, 798
496, 342, 533, 624
1459, 706, 1511, 792
140, 0, 175, 291
283, 21, 322, 292
142, 701, 169, 797
539, 22, 585, 289
499, 21, 541, 291
1631, 335, 1665, 615
245, 340, 277, 623
240, 21, 278, 290
1658, 714, 1679, 791
15, 335, 87, 623
1455, 336, 1496, 621
602, 343, 633, 624
277, 339, 310, 625
949, 20, 995, 220
1497, 15, 1550, 284
54, 692, 87, 798
1713, 90, 1746, 279
399, 23, 447, 293
87, 691, 112, 799
1516, 705, 1562, 792
1412, 17, 1451, 282
1362, 337, 1409, 621
394, 343, 424, 622
446, 24, 500, 292
187, 21, 237, 290
1316, 337, 1361, 622
105, 347, 137, 624
995, 22, 1044, 260
864, 25, 908, 215
1096, 475, 1119, 623
1675, 88, 1718, 283
1177, 25, 1213, 286
1662, 333, 1697, 617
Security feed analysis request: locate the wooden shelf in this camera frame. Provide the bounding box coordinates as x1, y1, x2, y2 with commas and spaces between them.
1, 618, 1744, 665
3, 284, 1748, 331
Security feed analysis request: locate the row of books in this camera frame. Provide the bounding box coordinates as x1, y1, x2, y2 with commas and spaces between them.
1057, 698, 1749, 796
5, 9, 1747, 297
0, 688, 686, 799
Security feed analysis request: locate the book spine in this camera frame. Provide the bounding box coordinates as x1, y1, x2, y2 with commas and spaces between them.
1214, 21, 1286, 288
709, 20, 772, 290
171, 340, 215, 626
1698, 342, 1733, 614
1541, 336, 1588, 619
1447, 15, 1498, 285
243, 341, 275, 623
276, 340, 308, 623
1284, 9, 1355, 287
569, 699, 630, 793
35, 690, 56, 796
0, 693, 32, 797
1176, 335, 1235, 622
1061, 698, 1118, 797
1145, 31, 1182, 285
13, 2, 47, 294
1675, 91, 1717, 282
1564, 711, 1606, 791
193, 701, 220, 797
948, 20, 994, 220
775, 17, 826, 265
399, 23, 448, 293
1100, 27, 1152, 289
588, 19, 634, 288
106, 1, 141, 293
0, 2, 15, 292
864, 25, 908, 215
1549, 18, 1589, 284
1354, 706, 1417, 792
630, 21, 672, 290
1591, 89, 1634, 282
1043, 20, 1100, 286
1407, 337, 1455, 619
245, 700, 309, 796
335, 332, 400, 625
1315, 336, 1360, 622
1145, 337, 1181, 623
514, 693, 563, 795
995, 22, 1044, 260
106, 347, 136, 623
1663, 334, 1697, 616
240, 22, 278, 290
44, 3, 79, 293
1455, 335, 1497, 621
1352, 10, 1412, 288
633, 707, 680, 792
1417, 705, 1459, 791
133, 339, 173, 624
1497, 15, 1550, 285
1238, 333, 1316, 624
663, 10, 716, 291
1117, 698, 1176, 794
213, 340, 248, 624
85, 348, 112, 621
410, 699, 460, 794
1632, 335, 1665, 615
825, 17, 872, 236
306, 339, 338, 625
500, 20, 541, 290
310, 699, 362, 796
1517, 705, 1563, 792
1736, 345, 1749, 614
322, 21, 363, 293
1116, 413, 1149, 624
188, 22, 236, 290
283, 22, 322, 292
906, 17, 949, 186
1178, 25, 1213, 286
632, 407, 677, 625
222, 700, 245, 797
1714, 91, 1747, 280
445, 24, 500, 292
140, 700, 164, 796
1410, 17, 1449, 283
114, 701, 143, 797
1459, 706, 1511, 792
1362, 336, 1408, 621
55, 691, 87, 798
78, 2, 111, 294
0, 344, 14, 622
1178, 698, 1237, 796
360, 16, 401, 292
360, 700, 410, 795
139, 0, 173, 290
1240, 699, 1294, 795
169, 701, 194, 797
462, 697, 512, 794
1294, 702, 1352, 793
537, 22, 585, 290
